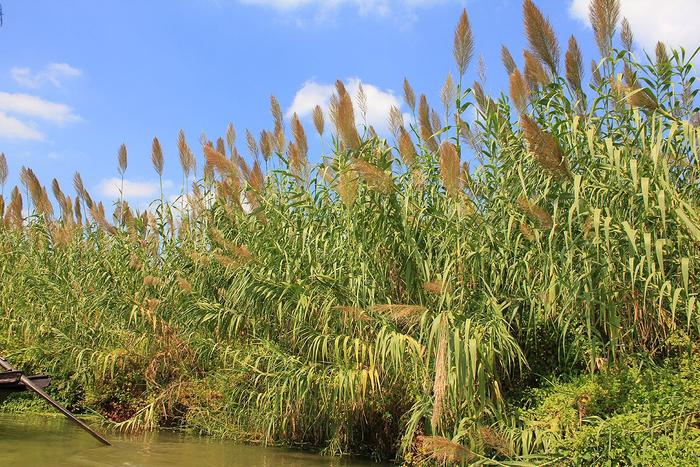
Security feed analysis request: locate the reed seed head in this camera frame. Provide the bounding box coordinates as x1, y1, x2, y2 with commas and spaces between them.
118, 144, 128, 175
335, 80, 361, 150
388, 105, 404, 140
416, 436, 473, 465
441, 72, 456, 116
501, 45, 517, 76
151, 137, 164, 176
620, 17, 633, 51
0, 153, 7, 187
291, 113, 308, 170
312, 105, 325, 137
403, 78, 416, 113
589, 0, 620, 57
520, 114, 570, 179
226, 122, 236, 155
418, 95, 438, 152
439, 141, 461, 197
398, 127, 417, 167
178, 130, 195, 176
517, 197, 553, 230
246, 129, 259, 158
523, 50, 549, 89
565, 35, 584, 93
523, 0, 560, 75
453, 9, 475, 77
509, 69, 529, 114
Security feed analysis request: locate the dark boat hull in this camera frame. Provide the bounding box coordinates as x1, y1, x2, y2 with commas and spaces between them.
0, 372, 51, 402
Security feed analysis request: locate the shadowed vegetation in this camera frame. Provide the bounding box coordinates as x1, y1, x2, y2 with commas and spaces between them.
1, 0, 699, 464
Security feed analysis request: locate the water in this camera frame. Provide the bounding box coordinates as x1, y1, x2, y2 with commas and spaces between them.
0, 414, 380, 467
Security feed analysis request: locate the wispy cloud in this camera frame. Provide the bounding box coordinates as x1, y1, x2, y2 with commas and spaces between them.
96, 177, 174, 200
0, 111, 44, 141
237, 0, 449, 21
287, 78, 409, 134
11, 62, 82, 89
569, 0, 700, 55
0, 92, 81, 125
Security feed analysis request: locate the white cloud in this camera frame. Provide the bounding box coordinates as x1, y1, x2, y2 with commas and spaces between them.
287, 78, 409, 134
11, 62, 82, 89
0, 92, 80, 125
569, 0, 700, 54
0, 111, 44, 141
96, 178, 174, 200
238, 0, 447, 18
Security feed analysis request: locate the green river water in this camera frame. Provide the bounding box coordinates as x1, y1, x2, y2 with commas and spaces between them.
0, 414, 382, 467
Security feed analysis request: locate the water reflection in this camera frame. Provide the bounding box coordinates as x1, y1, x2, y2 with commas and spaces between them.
0, 414, 380, 467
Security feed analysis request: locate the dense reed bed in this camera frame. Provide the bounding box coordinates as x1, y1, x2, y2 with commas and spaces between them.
1, 0, 699, 464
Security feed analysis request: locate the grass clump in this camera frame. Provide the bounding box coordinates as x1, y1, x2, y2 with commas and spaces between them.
1, 0, 700, 464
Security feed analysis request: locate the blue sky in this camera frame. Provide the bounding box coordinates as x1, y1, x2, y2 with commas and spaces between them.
0, 0, 697, 210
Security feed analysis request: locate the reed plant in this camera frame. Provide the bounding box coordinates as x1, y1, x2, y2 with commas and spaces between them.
1, 0, 699, 463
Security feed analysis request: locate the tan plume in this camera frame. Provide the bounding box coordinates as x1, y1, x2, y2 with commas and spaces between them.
509, 69, 529, 114
118, 144, 128, 175
151, 137, 164, 176
501, 45, 517, 75
439, 141, 461, 197
520, 114, 570, 179
589, 0, 620, 57
523, 0, 560, 75
312, 105, 324, 137
565, 35, 584, 93
453, 9, 475, 77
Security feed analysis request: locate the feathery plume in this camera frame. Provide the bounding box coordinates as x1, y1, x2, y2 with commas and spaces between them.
416, 436, 473, 465
520, 114, 570, 178
245, 129, 259, 158
589, 0, 620, 57
118, 144, 128, 175
501, 45, 517, 75
216, 137, 226, 160
151, 137, 164, 176
565, 35, 584, 93
356, 82, 368, 125
523, 0, 560, 75
519, 222, 536, 241
440, 72, 456, 116
418, 95, 438, 152
5, 187, 23, 230
398, 127, 417, 167
352, 158, 394, 194
203, 145, 237, 177
226, 122, 236, 156
517, 197, 553, 229
620, 17, 633, 51
509, 69, 529, 114
178, 130, 195, 176
291, 113, 308, 167
0, 153, 7, 189
312, 105, 325, 137
403, 78, 416, 114
439, 141, 461, 197
523, 50, 549, 89
270, 95, 283, 129
430, 110, 442, 141
336, 80, 361, 150
74, 196, 82, 226
655, 41, 669, 67
337, 168, 359, 207
259, 130, 273, 162
453, 9, 475, 77
388, 105, 404, 140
